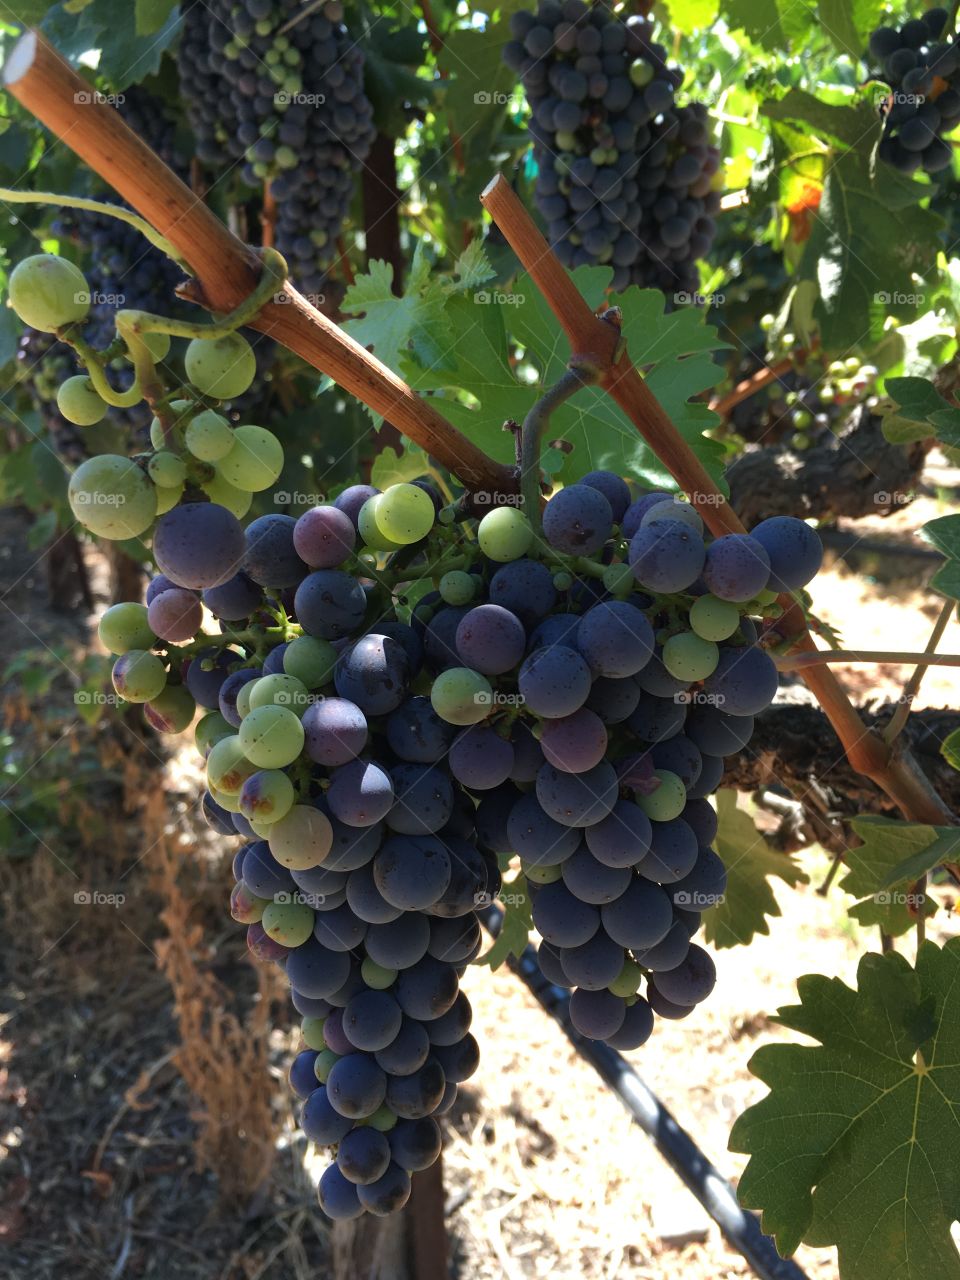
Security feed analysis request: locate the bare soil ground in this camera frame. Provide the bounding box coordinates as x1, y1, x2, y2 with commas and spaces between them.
0, 481, 957, 1280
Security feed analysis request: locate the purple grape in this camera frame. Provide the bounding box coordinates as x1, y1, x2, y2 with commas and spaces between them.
701, 534, 770, 602
303, 697, 369, 766
294, 504, 356, 568
455, 604, 526, 675
629, 518, 705, 592
243, 513, 308, 588
576, 600, 654, 677
542, 483, 613, 555
580, 469, 631, 521
750, 516, 823, 591
153, 501, 245, 589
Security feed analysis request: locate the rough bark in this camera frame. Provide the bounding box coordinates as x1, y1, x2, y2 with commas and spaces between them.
723, 685, 960, 817
725, 406, 929, 526
362, 132, 404, 293
45, 527, 93, 611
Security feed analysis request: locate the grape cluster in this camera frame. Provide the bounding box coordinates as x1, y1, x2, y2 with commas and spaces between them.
178, 0, 375, 300
503, 1, 721, 295
868, 7, 960, 173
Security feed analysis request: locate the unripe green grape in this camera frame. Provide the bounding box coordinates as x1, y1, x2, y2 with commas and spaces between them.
140, 330, 171, 362
283, 635, 337, 688
239, 768, 295, 824
154, 483, 184, 515
201, 469, 252, 519
184, 331, 256, 399
365, 1104, 398, 1133
301, 1017, 327, 1051
477, 507, 534, 562
56, 375, 107, 426
439, 570, 475, 606
553, 571, 573, 591
430, 667, 492, 725
209, 781, 241, 813
238, 704, 305, 768
261, 899, 314, 947
662, 631, 719, 682
276, 146, 299, 170
185, 409, 234, 461
230, 881, 269, 924
144, 683, 196, 734
268, 803, 333, 869
313, 1047, 340, 1083
689, 595, 741, 642
248, 672, 311, 715
524, 862, 562, 884
629, 57, 654, 87
608, 958, 643, 998
206, 733, 258, 794
149, 399, 193, 452
555, 129, 578, 150
111, 649, 167, 703
98, 601, 155, 654
147, 451, 187, 488
68, 454, 157, 539
215, 424, 284, 492
793, 408, 813, 430
361, 958, 398, 989
358, 495, 404, 551
235, 679, 257, 721
376, 482, 435, 545
248, 816, 276, 839
8, 253, 90, 332
637, 770, 687, 822
195, 710, 233, 755
602, 563, 634, 594
755, 587, 779, 605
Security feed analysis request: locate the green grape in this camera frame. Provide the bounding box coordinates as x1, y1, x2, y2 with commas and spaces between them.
141, 331, 171, 362
230, 882, 269, 924
301, 1016, 327, 1050
56, 375, 107, 426
477, 507, 534, 562
8, 254, 90, 332
608, 958, 643, 998
662, 631, 719, 682
361, 958, 398, 990
602, 563, 634, 594
313, 1047, 340, 1083
239, 768, 295, 824
184, 332, 256, 399
68, 454, 157, 540
637, 770, 687, 822
149, 399, 193, 452
144, 684, 196, 733
154, 483, 184, 515
111, 649, 167, 703
555, 129, 578, 151
215, 425, 284, 492
206, 733, 258, 794
629, 57, 654, 87
365, 1104, 398, 1133
238, 704, 304, 768
524, 862, 562, 884
235, 679, 257, 721
268, 803, 333, 869
792, 408, 813, 430
358, 495, 404, 551
375, 482, 435, 545
430, 667, 492, 725
755, 588, 779, 605
195, 710, 233, 755
98, 601, 155, 654
147, 451, 187, 488
248, 672, 311, 715
248, 815, 276, 839
185, 409, 234, 461
209, 781, 242, 813
261, 899, 314, 947
553, 571, 573, 591
283, 635, 337, 688
439, 570, 475, 606
201, 469, 252, 519
689, 595, 741, 643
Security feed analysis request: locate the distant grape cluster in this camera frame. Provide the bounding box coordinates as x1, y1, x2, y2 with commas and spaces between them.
11, 249, 824, 1219
178, 0, 375, 299
868, 6, 960, 173
503, 1, 721, 294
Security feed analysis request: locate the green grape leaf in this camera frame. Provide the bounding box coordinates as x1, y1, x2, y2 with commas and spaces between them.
134, 0, 176, 36
879, 827, 960, 890
7, 0, 54, 22
703, 790, 808, 949
477, 877, 532, 969
922, 514, 960, 561
371, 441, 433, 489
931, 559, 960, 600
817, 0, 885, 57
74, 0, 180, 86
763, 91, 873, 149
840, 817, 940, 934
721, 0, 816, 50
942, 729, 960, 772
663, 0, 719, 33
452, 239, 497, 294
730, 939, 960, 1278
881, 376, 960, 444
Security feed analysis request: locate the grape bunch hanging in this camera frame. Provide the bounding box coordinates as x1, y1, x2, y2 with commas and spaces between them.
503, 0, 721, 295
8, 247, 822, 1220
868, 6, 960, 172
178, 0, 375, 300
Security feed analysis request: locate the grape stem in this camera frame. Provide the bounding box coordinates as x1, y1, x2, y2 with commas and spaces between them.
883, 599, 956, 745
63, 332, 143, 408
0, 186, 186, 265
776, 648, 960, 671
521, 365, 599, 535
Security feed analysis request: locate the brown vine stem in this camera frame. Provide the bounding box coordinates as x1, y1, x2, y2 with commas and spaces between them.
883, 599, 956, 745
1, 31, 514, 495
777, 648, 960, 671
710, 353, 795, 420
479, 172, 957, 832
